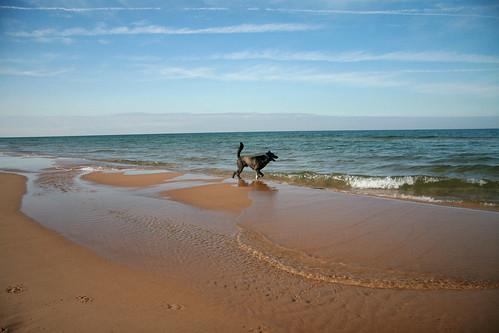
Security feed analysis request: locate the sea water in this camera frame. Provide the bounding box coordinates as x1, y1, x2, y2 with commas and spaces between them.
1, 129, 498, 207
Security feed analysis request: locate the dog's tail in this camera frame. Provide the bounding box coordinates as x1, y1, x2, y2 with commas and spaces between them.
237, 142, 244, 158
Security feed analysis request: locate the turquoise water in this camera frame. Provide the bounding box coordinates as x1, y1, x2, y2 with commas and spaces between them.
1, 129, 498, 206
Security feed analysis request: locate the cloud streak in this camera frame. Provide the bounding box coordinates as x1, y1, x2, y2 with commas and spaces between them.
141, 64, 499, 96
264, 8, 499, 19
415, 82, 499, 97
183, 7, 228, 11
8, 23, 319, 38
2, 114, 497, 137
2, 5, 497, 19
210, 50, 499, 64
0, 67, 72, 77
0, 5, 161, 12
144, 65, 403, 87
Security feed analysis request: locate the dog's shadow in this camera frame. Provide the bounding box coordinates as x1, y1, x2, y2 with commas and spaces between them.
237, 179, 277, 194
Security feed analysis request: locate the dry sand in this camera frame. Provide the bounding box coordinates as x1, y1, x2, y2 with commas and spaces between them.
0, 173, 257, 332
82, 171, 182, 187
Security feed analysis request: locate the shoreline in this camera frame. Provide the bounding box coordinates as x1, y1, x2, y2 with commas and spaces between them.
80, 162, 499, 213
1, 152, 497, 211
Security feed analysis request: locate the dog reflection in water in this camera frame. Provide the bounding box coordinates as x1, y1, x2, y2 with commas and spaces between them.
237, 179, 277, 193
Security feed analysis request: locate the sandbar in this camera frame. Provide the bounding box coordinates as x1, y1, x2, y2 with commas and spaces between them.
161, 182, 253, 214
82, 171, 182, 187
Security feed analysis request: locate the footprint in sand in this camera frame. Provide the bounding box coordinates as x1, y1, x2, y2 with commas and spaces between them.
248, 325, 270, 333
76, 295, 93, 304
163, 303, 185, 311
5, 284, 24, 294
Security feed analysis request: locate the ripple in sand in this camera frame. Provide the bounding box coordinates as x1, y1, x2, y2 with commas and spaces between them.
236, 228, 499, 291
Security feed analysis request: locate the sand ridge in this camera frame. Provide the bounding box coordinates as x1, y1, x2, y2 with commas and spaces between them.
161, 182, 254, 214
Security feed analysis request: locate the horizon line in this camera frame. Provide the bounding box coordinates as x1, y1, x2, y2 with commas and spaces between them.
1, 127, 498, 140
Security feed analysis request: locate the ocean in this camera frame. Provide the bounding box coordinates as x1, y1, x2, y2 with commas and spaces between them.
1, 128, 498, 208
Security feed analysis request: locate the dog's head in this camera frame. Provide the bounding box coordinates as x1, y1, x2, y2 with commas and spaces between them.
266, 151, 278, 161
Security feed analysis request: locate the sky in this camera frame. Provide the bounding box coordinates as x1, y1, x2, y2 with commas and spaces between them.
0, 0, 499, 136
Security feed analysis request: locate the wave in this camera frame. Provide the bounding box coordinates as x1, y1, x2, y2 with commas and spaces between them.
267, 172, 499, 207
269, 172, 496, 189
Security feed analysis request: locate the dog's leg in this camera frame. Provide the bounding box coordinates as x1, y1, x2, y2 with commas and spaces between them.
257, 170, 264, 178
236, 165, 245, 179
234, 160, 244, 179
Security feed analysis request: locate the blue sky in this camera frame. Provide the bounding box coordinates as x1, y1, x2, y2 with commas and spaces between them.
0, 0, 499, 135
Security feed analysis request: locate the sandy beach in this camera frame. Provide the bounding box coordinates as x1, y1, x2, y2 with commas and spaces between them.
1, 164, 499, 332
0, 172, 257, 332
3, 1, 499, 331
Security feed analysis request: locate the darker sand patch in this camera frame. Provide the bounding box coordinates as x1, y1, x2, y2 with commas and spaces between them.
5, 285, 24, 294
163, 303, 185, 311
82, 171, 182, 187
161, 182, 252, 214
76, 295, 93, 304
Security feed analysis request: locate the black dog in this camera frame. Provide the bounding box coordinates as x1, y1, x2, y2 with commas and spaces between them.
232, 142, 278, 179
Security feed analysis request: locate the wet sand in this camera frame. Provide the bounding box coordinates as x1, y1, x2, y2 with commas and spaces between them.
162, 182, 253, 214
2, 163, 499, 332
158, 178, 499, 289
239, 188, 499, 289
82, 170, 182, 187
0, 173, 256, 332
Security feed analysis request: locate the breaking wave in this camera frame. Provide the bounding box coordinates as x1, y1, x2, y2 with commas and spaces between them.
268, 172, 499, 208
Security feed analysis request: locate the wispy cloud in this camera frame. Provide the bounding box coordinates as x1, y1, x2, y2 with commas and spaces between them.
140, 64, 499, 97
144, 64, 403, 87
8, 23, 319, 39
210, 50, 499, 64
415, 82, 499, 97
3, 4, 497, 19
0, 67, 72, 77
0, 5, 228, 12
0, 5, 161, 12
32, 37, 74, 44
183, 7, 228, 11
264, 8, 499, 19
155, 67, 215, 79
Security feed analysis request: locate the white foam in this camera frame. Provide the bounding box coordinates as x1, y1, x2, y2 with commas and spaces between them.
334, 175, 415, 189
467, 178, 488, 186
393, 194, 444, 203
79, 166, 107, 173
